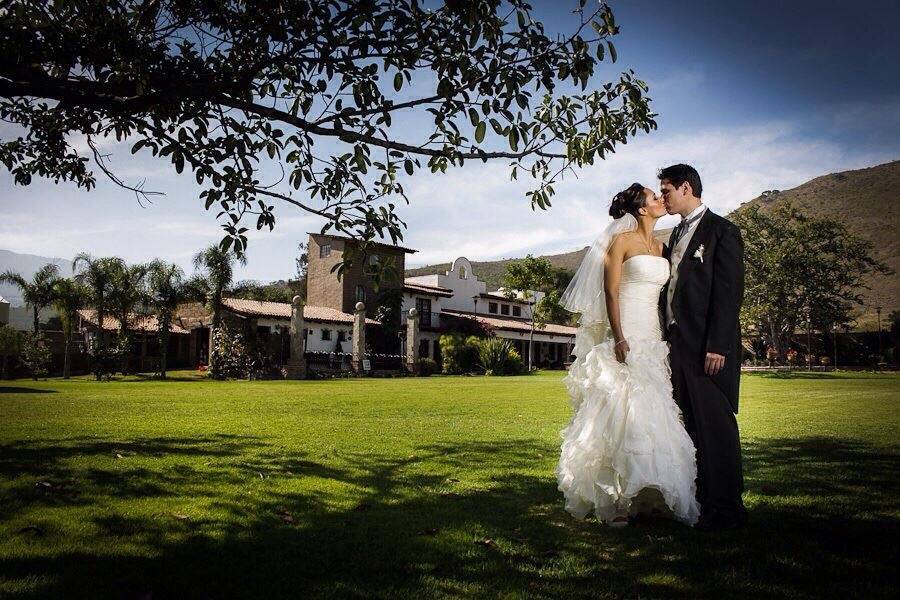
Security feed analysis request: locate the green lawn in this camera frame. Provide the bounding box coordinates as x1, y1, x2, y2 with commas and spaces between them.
0, 371, 898, 599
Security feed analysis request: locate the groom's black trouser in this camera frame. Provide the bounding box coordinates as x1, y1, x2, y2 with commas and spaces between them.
668, 327, 746, 522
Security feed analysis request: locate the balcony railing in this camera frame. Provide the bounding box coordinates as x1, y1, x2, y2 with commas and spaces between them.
412, 311, 442, 329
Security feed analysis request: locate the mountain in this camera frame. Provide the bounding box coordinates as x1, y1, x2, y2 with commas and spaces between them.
406, 160, 899, 330
732, 159, 899, 329
0, 249, 72, 306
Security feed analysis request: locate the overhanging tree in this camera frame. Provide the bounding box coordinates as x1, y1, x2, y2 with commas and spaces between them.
1, 0, 655, 263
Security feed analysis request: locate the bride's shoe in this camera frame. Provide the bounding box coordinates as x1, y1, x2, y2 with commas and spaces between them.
609, 505, 629, 528
609, 514, 629, 528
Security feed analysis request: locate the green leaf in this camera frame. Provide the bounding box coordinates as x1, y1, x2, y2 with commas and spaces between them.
394, 72, 403, 92
404, 159, 414, 175
607, 40, 617, 63
475, 122, 486, 144
509, 128, 519, 152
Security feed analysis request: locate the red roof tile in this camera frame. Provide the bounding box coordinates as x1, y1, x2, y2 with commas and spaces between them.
442, 310, 576, 337
403, 282, 454, 297
222, 298, 380, 325
77, 309, 190, 334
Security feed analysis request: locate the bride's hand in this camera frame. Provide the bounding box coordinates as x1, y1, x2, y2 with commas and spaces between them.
614, 339, 629, 363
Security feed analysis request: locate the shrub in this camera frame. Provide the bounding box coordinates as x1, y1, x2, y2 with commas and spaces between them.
417, 358, 439, 376
209, 325, 252, 380
0, 325, 22, 380
438, 333, 481, 374
20, 332, 51, 380
477, 337, 524, 376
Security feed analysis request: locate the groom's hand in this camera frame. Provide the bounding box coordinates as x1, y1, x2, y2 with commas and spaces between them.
705, 352, 726, 376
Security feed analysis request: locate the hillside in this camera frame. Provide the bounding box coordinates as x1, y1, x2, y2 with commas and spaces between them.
732, 159, 899, 329
407, 160, 899, 330
0, 249, 72, 305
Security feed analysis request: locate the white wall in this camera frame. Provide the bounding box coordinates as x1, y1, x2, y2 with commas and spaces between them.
401, 293, 443, 325
255, 318, 353, 353
407, 257, 487, 313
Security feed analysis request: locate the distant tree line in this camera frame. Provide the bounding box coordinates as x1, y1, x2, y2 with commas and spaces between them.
0, 243, 304, 380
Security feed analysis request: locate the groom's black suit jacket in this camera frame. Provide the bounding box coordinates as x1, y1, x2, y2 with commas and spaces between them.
660, 209, 745, 413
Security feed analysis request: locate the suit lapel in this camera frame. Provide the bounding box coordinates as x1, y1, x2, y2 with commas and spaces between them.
664, 228, 676, 260
673, 208, 714, 295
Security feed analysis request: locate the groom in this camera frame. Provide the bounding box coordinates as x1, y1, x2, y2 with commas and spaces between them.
658, 164, 747, 531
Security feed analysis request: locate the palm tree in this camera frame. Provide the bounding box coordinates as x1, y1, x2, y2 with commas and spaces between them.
108, 260, 149, 374
147, 260, 189, 379
193, 244, 246, 371
0, 264, 61, 333
53, 278, 88, 379
73, 253, 119, 380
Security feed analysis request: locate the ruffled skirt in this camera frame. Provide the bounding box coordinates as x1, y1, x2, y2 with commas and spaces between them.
557, 334, 700, 525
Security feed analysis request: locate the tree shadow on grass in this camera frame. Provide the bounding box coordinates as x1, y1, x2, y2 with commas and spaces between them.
0, 387, 57, 394
1, 437, 897, 599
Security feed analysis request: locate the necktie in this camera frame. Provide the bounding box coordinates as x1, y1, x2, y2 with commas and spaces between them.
671, 209, 704, 248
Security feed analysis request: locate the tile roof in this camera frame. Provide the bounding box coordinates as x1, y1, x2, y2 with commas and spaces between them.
403, 282, 454, 297
77, 309, 190, 334
308, 232, 418, 254
222, 298, 380, 325
441, 310, 576, 337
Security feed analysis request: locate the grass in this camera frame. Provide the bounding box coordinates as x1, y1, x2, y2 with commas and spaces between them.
0, 370, 898, 599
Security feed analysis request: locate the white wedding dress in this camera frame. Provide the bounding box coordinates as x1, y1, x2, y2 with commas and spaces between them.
557, 254, 700, 525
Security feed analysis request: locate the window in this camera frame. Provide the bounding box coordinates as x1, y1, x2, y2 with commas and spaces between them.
418, 338, 430, 359
368, 254, 380, 266
416, 298, 431, 317
500, 304, 510, 315
458, 266, 467, 279
512, 306, 521, 317
320, 243, 331, 258
356, 285, 365, 302
488, 302, 498, 314
338, 330, 347, 342
321, 328, 332, 341
257, 325, 270, 335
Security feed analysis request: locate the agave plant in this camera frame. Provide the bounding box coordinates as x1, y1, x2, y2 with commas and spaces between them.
477, 337, 523, 376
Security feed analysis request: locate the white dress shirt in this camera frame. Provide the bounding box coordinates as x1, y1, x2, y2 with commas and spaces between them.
666, 204, 707, 326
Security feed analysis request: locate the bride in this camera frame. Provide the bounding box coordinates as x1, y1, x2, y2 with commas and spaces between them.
556, 183, 700, 527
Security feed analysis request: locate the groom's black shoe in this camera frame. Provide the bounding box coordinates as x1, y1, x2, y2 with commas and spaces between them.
695, 511, 748, 532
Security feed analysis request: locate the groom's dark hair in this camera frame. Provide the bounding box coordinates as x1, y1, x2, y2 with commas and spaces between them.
658, 164, 702, 198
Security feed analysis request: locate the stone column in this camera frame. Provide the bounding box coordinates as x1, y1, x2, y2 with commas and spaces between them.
351, 301, 366, 374
284, 295, 307, 379
406, 308, 420, 375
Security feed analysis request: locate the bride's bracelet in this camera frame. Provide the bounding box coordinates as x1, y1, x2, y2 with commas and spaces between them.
614, 339, 628, 348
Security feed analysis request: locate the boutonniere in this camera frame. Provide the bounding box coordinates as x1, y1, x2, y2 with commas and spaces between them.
693, 244, 705, 263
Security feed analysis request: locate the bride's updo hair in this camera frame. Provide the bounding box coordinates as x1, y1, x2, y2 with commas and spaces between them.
609, 183, 647, 219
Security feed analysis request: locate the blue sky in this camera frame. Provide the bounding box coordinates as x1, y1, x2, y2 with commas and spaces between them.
2, 0, 898, 282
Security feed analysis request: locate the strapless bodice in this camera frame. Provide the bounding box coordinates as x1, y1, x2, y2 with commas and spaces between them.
619, 255, 669, 341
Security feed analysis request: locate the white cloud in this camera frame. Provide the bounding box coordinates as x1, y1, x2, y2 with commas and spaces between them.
400, 120, 898, 267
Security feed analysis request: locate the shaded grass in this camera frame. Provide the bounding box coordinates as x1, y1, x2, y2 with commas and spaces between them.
0, 371, 898, 598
